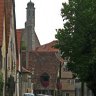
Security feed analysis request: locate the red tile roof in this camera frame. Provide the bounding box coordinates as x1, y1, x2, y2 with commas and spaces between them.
36, 40, 58, 52
16, 29, 24, 51
35, 40, 64, 63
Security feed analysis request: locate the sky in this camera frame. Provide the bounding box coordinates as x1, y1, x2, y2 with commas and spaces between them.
15, 0, 68, 45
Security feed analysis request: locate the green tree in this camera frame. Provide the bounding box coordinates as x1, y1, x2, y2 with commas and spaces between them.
0, 72, 3, 96
55, 0, 96, 95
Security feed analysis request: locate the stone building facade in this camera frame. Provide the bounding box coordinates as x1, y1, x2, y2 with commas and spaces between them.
21, 0, 40, 51
0, 0, 18, 96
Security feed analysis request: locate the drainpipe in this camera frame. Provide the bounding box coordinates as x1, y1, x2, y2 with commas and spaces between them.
20, 50, 22, 96
3, 0, 8, 96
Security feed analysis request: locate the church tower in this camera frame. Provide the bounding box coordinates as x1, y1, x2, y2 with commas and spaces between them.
21, 0, 40, 51
26, 0, 35, 28
21, 0, 40, 69
25, 0, 36, 51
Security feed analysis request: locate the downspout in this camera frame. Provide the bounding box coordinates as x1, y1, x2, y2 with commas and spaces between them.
3, 0, 8, 96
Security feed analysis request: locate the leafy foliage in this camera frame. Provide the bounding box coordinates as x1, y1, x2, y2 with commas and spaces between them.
0, 72, 3, 96
55, 0, 96, 95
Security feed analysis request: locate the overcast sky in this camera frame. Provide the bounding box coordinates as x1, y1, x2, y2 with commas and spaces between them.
15, 0, 68, 45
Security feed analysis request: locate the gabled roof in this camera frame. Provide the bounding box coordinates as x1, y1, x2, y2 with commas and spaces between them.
35, 40, 65, 63
16, 29, 24, 51
36, 40, 58, 52
16, 28, 40, 51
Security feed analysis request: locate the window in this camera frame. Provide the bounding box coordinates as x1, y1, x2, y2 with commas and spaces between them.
67, 79, 75, 85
